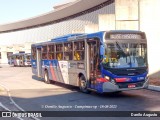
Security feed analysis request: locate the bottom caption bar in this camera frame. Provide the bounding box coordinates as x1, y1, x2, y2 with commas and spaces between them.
0, 111, 160, 117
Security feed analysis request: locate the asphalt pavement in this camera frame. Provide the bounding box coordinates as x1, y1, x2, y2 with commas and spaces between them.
0, 64, 160, 120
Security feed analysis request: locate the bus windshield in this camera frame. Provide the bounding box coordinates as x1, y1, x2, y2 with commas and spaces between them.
102, 42, 147, 68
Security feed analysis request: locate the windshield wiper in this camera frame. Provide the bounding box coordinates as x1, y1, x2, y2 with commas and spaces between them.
116, 42, 126, 56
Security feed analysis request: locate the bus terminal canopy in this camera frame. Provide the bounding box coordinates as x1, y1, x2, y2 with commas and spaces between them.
0, 0, 108, 32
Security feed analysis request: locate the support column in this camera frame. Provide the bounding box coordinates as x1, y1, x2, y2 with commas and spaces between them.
0, 46, 8, 64
85, 24, 99, 33
140, 0, 160, 78
115, 0, 139, 30
116, 21, 139, 30
99, 14, 115, 31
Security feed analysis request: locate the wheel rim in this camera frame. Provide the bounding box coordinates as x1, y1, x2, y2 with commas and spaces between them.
80, 80, 87, 89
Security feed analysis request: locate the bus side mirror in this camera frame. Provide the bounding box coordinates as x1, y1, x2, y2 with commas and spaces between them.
100, 45, 105, 55
100, 45, 105, 61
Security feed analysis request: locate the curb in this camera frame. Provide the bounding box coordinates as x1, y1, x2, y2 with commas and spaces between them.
147, 85, 160, 92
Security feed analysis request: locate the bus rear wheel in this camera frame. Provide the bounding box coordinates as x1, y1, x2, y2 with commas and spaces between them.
44, 70, 50, 84
79, 75, 91, 94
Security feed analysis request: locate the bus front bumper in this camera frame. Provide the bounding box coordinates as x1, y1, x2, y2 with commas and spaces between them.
102, 78, 149, 93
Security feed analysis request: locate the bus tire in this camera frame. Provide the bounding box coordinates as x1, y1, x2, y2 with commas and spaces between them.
79, 75, 91, 94
44, 70, 50, 84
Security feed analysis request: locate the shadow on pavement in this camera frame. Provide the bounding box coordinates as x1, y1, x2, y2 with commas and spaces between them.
32, 75, 43, 81
0, 86, 160, 120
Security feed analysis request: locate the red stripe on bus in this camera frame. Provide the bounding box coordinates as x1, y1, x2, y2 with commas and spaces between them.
96, 78, 109, 82
50, 63, 56, 81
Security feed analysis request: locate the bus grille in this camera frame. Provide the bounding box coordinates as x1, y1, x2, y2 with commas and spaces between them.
116, 81, 145, 89
107, 67, 147, 76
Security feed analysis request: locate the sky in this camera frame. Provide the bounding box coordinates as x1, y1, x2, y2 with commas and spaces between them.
0, 0, 72, 24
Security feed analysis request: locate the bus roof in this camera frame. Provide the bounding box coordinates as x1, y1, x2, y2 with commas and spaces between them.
31, 30, 145, 46
51, 33, 84, 41
8, 53, 31, 57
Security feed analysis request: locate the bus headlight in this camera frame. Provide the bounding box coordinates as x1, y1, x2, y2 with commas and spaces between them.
104, 76, 116, 84
104, 76, 110, 80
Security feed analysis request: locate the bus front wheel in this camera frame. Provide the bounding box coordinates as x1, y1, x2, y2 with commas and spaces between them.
79, 75, 90, 94
44, 70, 50, 84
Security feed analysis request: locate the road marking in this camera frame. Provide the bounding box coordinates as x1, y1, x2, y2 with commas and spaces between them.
0, 102, 23, 120
0, 83, 40, 120
0, 102, 11, 111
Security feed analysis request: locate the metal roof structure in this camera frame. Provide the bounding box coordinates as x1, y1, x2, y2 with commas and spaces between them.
0, 0, 109, 32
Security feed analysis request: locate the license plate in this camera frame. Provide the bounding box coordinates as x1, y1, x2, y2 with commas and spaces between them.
128, 84, 136, 88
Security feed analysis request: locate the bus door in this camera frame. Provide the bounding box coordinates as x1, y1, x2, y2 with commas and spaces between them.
36, 48, 42, 77
87, 39, 100, 85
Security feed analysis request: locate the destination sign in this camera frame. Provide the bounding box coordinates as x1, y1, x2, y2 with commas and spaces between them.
109, 34, 142, 40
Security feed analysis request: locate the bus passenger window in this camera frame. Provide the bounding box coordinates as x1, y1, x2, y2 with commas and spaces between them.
74, 41, 85, 61
48, 44, 54, 60
64, 42, 73, 60
56, 53, 62, 60
31, 47, 36, 60
48, 54, 52, 59
55, 44, 63, 60
42, 45, 48, 59
64, 52, 72, 60
42, 53, 47, 59
74, 51, 80, 60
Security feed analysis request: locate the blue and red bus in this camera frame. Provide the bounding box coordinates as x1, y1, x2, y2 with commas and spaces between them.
31, 30, 149, 93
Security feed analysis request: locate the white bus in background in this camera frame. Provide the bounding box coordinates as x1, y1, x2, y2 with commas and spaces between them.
8, 53, 31, 67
